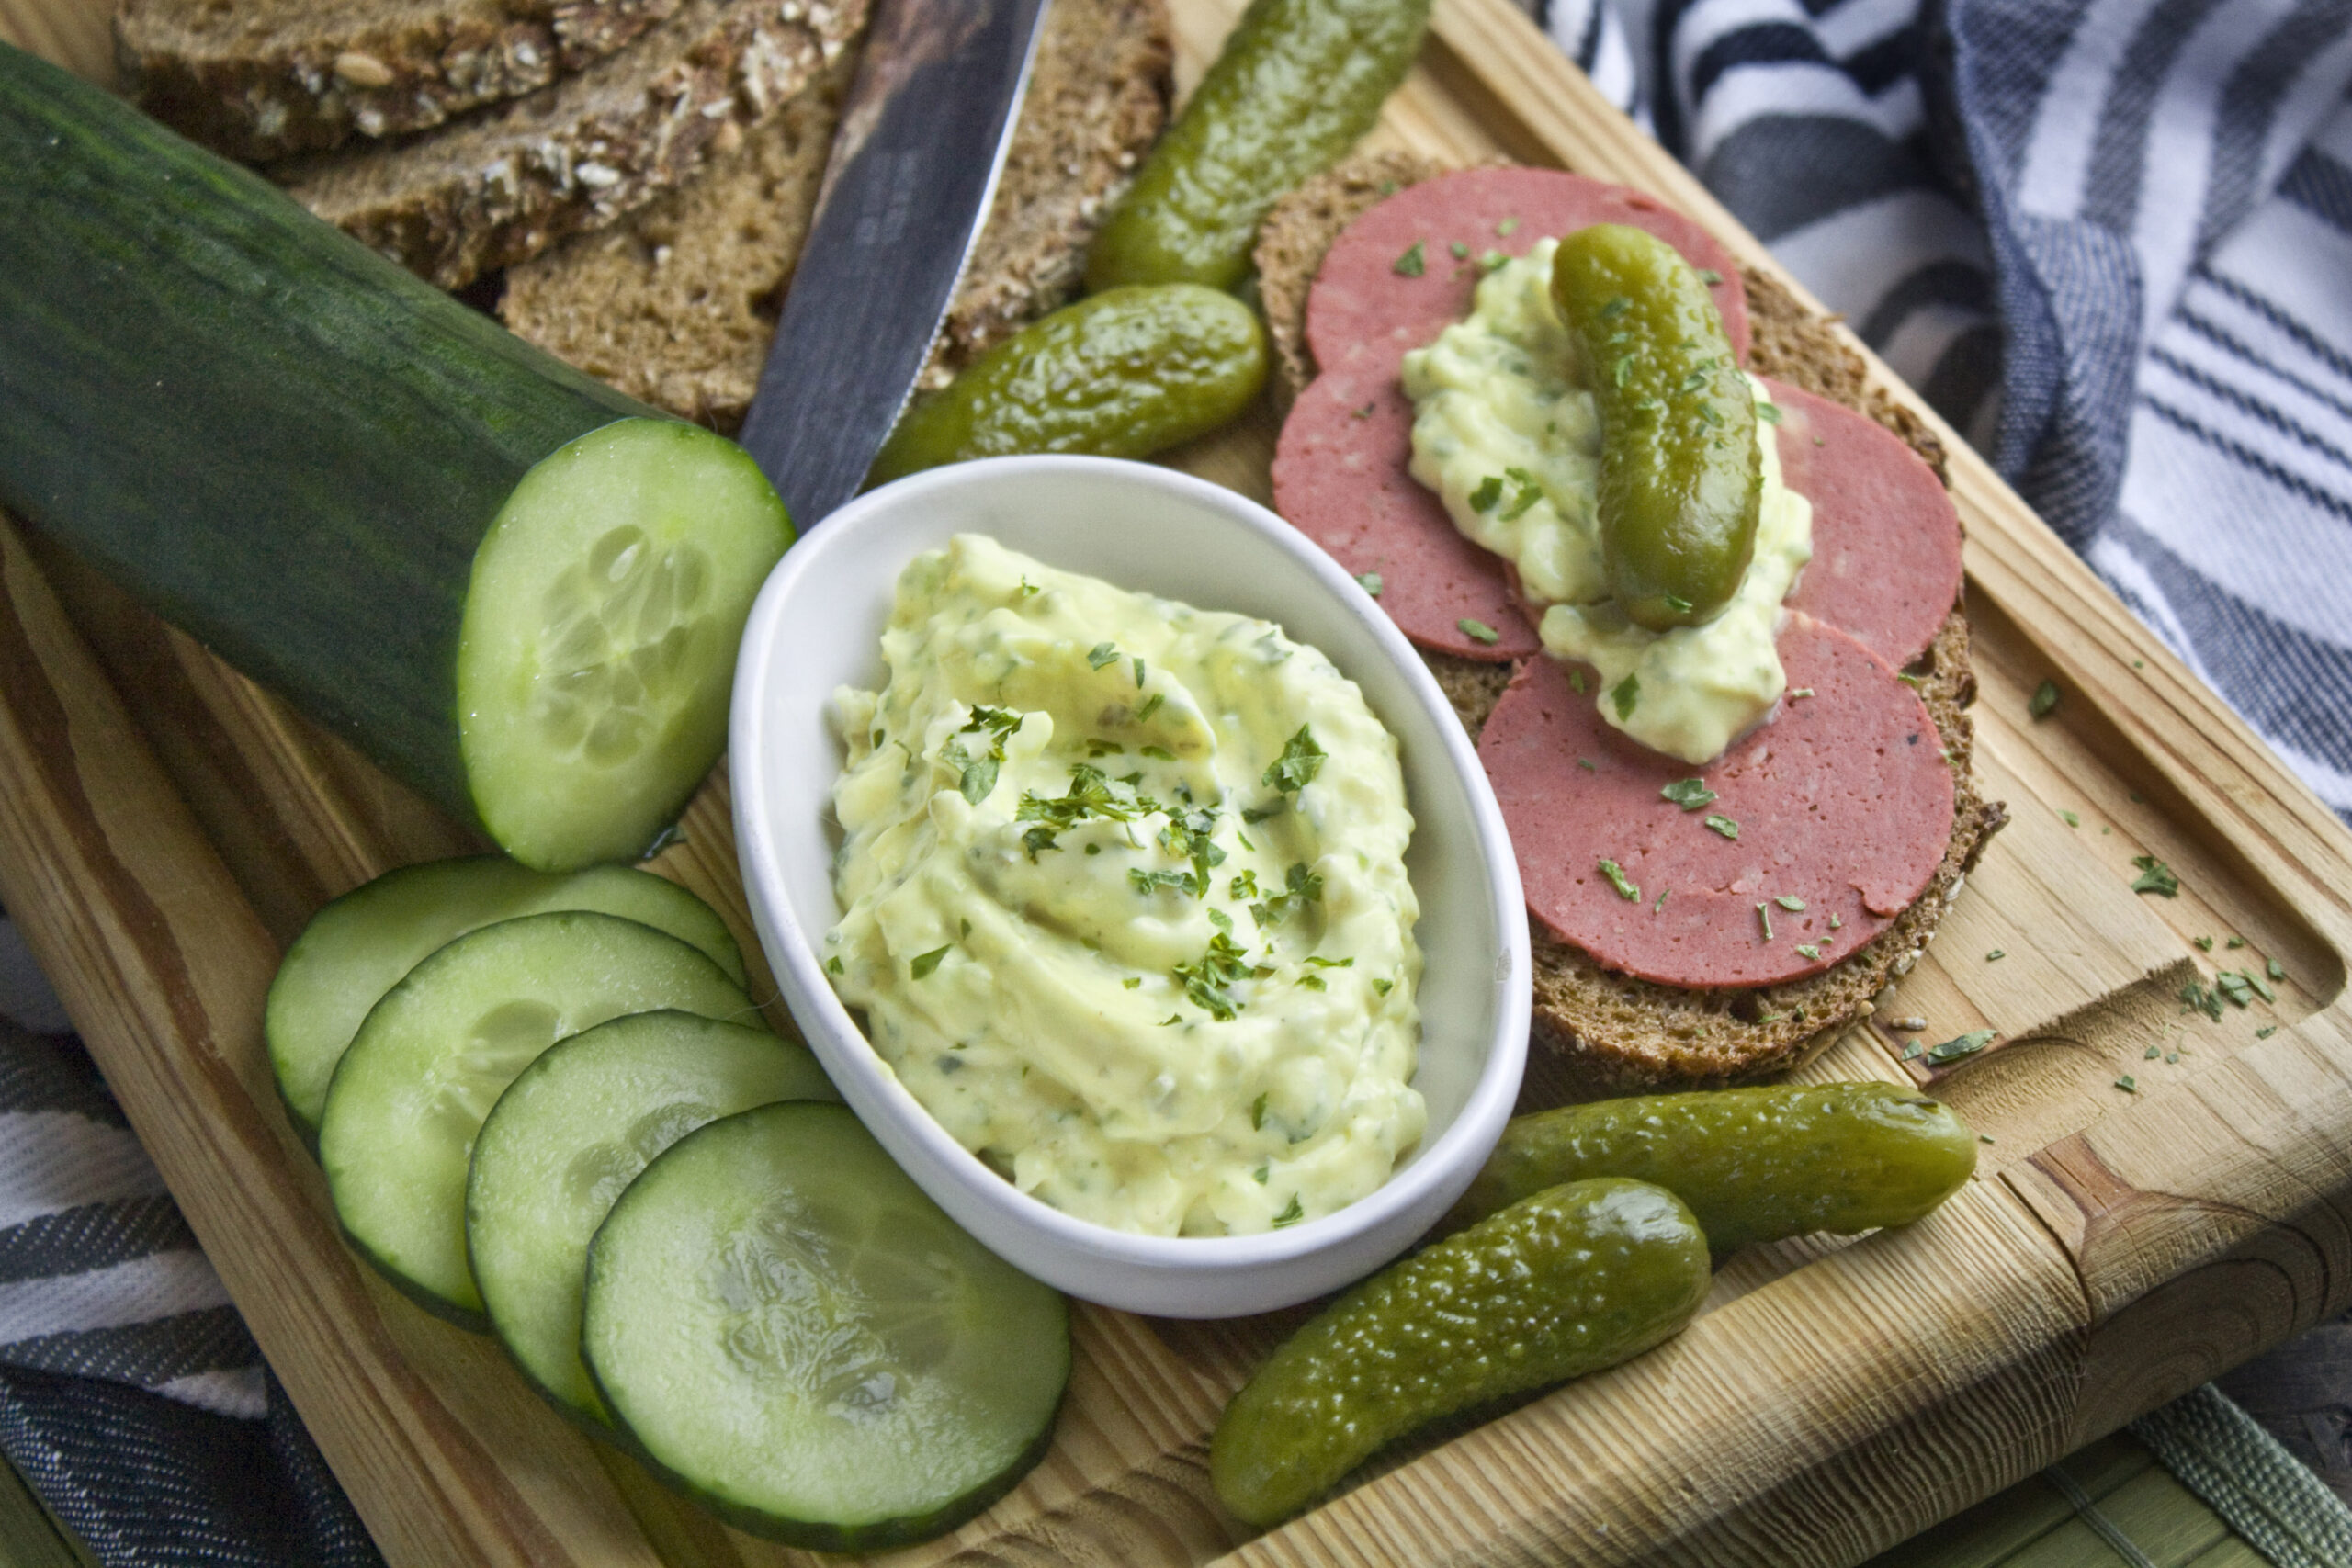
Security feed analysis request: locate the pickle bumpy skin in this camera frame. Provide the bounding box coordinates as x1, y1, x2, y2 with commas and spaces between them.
1210, 1177, 1709, 1526
1446, 1081, 1979, 1252
869, 285, 1266, 481
1551, 223, 1761, 632
1083, 0, 1431, 292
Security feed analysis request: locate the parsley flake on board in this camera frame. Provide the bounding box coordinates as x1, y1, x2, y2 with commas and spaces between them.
1927, 1029, 1996, 1066
1355, 571, 1384, 598
1458, 617, 1501, 645
910, 945, 951, 980
2131, 855, 2180, 897
2258, 1025, 2278, 1039
2115, 1076, 2137, 1093
2029, 680, 2060, 719
2060, 808, 2080, 828
1262, 726, 1327, 795
1393, 241, 1426, 277
1598, 858, 1641, 901
1703, 814, 1739, 840
1985, 949, 2005, 962
2146, 1044, 2161, 1059
1660, 779, 1717, 811
2193, 935, 2212, 952
1611, 672, 1641, 720
2181, 979, 2223, 1021
2269, 958, 2287, 980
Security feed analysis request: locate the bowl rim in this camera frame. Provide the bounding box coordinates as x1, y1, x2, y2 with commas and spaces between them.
729, 454, 1529, 1284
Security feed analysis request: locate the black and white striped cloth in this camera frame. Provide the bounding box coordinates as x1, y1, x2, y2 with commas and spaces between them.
1535, 0, 2352, 818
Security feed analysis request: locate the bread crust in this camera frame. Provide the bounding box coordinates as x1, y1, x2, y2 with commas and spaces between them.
117, 0, 685, 162
1253, 156, 2006, 1094
278, 0, 869, 289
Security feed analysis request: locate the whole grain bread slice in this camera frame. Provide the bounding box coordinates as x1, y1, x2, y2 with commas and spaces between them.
499, 0, 1173, 433
1254, 154, 2006, 1095
116, 0, 684, 162
279, 0, 869, 289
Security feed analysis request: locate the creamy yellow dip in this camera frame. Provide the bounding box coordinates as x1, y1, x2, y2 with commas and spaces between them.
821, 535, 1425, 1238
1401, 239, 1814, 763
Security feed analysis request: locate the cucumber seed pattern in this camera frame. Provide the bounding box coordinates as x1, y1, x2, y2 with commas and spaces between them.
536, 525, 714, 767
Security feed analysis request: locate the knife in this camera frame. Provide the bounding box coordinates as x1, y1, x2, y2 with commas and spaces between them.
734, 0, 1051, 528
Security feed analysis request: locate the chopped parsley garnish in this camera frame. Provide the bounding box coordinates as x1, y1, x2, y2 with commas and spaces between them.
1299, 974, 1327, 991
1021, 826, 1059, 859
1478, 249, 1509, 274
1449, 240, 1470, 259
1577, 757, 1598, 772
1086, 641, 1120, 670
1774, 895, 1806, 911
1986, 949, 2005, 962
2193, 935, 2212, 952
1356, 571, 1384, 597
1373, 977, 1394, 996
1154, 807, 1227, 897
1133, 656, 1147, 688
2228, 936, 2246, 949
2269, 958, 2287, 981
1262, 726, 1327, 795
2181, 978, 2223, 1021
1393, 241, 1426, 277
1660, 779, 1717, 811
1756, 401, 1782, 424
1304, 955, 1354, 968
1496, 216, 1520, 236
2059, 808, 2080, 828
1128, 867, 1193, 896
1122, 976, 1141, 989
1795, 943, 1821, 960
1139, 744, 1177, 761
1250, 1092, 1269, 1130
2029, 679, 2060, 719
1788, 687, 1815, 700
2146, 1044, 2161, 1059
1927, 1029, 1996, 1065
1654, 888, 1670, 913
1016, 762, 1155, 858
1171, 931, 1254, 1021
2115, 1076, 2137, 1093
2258, 1025, 2278, 1039
2131, 855, 2179, 897
1229, 869, 1259, 900
1240, 799, 1285, 824
1469, 474, 1505, 513
2215, 970, 2263, 1008
1086, 739, 1125, 758
1598, 858, 1640, 901
1498, 468, 1544, 520
825, 955, 843, 976
1703, 814, 1739, 840
1755, 903, 1773, 941
1136, 692, 1165, 722
1250, 862, 1325, 928
910, 945, 951, 979
1017, 577, 1040, 597
1697, 268, 1723, 285
1663, 593, 1693, 613
1458, 617, 1501, 645
1272, 1194, 1305, 1227
1611, 671, 1641, 720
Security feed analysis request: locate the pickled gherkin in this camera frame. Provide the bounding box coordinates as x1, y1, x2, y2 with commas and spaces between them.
869, 285, 1266, 482
1083, 0, 1431, 292
1210, 1178, 1708, 1526
1552, 223, 1761, 631
1445, 1082, 1978, 1251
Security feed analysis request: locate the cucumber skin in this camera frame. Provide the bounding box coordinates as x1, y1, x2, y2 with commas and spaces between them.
0, 47, 649, 821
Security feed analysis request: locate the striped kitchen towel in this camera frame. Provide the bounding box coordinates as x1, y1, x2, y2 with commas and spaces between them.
1529, 0, 2352, 819
0, 916, 378, 1566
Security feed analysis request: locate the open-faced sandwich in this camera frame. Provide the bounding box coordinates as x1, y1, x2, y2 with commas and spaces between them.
1259, 154, 2007, 1094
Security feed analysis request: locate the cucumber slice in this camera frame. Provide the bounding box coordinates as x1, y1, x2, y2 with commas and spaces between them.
460, 421, 788, 869
268, 856, 748, 1144
467, 1011, 839, 1425
320, 911, 754, 1325
584, 1102, 1069, 1550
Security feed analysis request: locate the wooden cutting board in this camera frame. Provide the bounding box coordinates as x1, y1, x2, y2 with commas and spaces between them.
4, 2, 2351, 1564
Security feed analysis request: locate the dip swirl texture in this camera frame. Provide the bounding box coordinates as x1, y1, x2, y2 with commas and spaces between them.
823, 536, 1425, 1238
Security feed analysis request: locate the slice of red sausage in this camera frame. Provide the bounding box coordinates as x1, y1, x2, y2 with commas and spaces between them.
1476, 615, 1954, 989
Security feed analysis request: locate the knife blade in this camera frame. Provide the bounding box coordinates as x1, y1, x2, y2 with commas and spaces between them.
734, 0, 1050, 528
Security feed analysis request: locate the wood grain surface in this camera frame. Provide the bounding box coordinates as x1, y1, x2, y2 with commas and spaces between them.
5, 0, 2352, 1565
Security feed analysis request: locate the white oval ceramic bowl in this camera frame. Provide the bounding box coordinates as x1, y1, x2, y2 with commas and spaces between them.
730, 456, 1528, 1317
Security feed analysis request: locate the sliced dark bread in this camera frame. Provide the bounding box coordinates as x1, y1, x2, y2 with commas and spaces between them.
116, 0, 688, 162
279, 0, 870, 289
1253, 155, 2006, 1093
499, 0, 1173, 433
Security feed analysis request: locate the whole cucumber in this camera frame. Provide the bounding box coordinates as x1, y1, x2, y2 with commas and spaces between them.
1445, 1082, 1978, 1251
1083, 0, 1431, 292
869, 285, 1267, 482
1551, 223, 1760, 631
1210, 1178, 1709, 1526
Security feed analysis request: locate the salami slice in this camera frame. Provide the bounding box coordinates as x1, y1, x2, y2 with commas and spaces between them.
1477, 616, 1954, 989
1770, 380, 1963, 670
1301, 167, 1751, 383
1271, 359, 1540, 660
